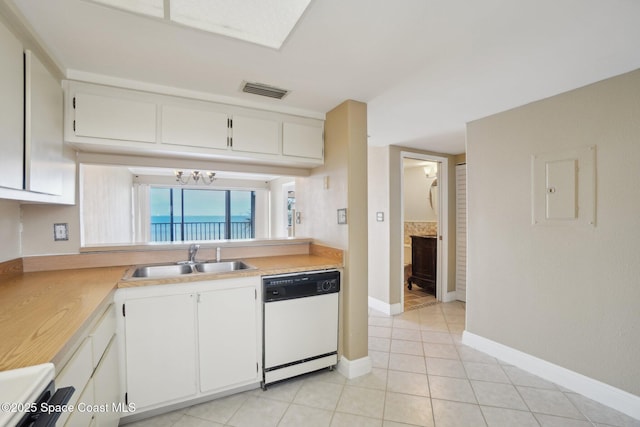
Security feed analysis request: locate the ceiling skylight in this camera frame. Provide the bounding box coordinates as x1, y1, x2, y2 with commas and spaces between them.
88, 0, 312, 49
90, 0, 164, 18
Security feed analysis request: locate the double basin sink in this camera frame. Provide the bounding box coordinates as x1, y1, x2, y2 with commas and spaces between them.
130, 260, 255, 279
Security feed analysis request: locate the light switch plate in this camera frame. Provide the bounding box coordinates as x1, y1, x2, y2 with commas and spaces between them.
376, 212, 384, 222
54, 223, 69, 241
337, 208, 347, 224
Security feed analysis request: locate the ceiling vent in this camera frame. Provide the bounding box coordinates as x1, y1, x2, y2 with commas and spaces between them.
241, 81, 289, 100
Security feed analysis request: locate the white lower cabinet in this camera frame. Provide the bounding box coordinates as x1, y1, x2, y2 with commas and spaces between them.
124, 293, 198, 409
93, 338, 121, 427
198, 286, 258, 393
117, 277, 261, 415
65, 379, 95, 427
56, 338, 93, 427
55, 304, 120, 427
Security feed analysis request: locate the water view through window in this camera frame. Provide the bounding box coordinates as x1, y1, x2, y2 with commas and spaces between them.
150, 188, 255, 241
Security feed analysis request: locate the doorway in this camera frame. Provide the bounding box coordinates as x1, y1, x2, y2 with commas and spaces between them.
400, 152, 449, 312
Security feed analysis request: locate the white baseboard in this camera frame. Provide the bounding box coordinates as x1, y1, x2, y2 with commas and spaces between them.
337, 355, 372, 379
368, 296, 402, 315
462, 331, 640, 421
456, 289, 466, 302
442, 291, 458, 302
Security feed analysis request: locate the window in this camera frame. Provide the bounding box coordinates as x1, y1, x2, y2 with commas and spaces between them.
150, 188, 255, 242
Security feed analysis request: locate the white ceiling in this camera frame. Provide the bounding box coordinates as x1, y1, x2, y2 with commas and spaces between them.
10, 0, 640, 155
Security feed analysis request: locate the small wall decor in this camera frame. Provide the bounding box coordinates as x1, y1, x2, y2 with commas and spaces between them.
337, 208, 347, 224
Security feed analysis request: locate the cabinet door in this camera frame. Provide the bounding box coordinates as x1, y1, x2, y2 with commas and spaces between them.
90, 304, 116, 368
231, 115, 280, 155
412, 236, 437, 283
124, 294, 197, 409
0, 21, 24, 190
63, 378, 95, 427
161, 105, 228, 150
24, 50, 63, 195
74, 93, 157, 143
93, 337, 121, 427
198, 286, 258, 393
282, 121, 323, 160
56, 338, 93, 427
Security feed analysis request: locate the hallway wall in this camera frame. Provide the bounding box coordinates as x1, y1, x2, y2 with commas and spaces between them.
466, 69, 640, 397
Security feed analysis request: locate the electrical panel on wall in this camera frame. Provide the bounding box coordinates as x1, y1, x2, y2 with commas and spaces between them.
531, 146, 596, 227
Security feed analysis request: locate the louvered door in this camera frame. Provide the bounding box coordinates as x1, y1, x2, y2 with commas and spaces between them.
456, 164, 467, 301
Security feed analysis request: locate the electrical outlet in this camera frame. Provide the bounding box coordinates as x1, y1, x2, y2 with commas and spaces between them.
54, 223, 69, 241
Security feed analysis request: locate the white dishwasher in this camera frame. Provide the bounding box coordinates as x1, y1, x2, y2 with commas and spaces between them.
262, 269, 340, 388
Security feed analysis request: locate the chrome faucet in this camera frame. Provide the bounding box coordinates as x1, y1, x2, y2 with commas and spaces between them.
188, 244, 200, 263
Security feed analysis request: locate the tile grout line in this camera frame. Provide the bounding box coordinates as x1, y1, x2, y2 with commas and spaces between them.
154, 301, 633, 427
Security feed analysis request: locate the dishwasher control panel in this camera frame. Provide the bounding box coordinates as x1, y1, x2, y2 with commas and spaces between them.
263, 270, 340, 302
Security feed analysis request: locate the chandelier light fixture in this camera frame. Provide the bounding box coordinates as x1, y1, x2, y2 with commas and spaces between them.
174, 170, 216, 185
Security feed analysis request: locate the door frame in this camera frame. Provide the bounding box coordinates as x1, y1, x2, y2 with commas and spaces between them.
399, 151, 449, 309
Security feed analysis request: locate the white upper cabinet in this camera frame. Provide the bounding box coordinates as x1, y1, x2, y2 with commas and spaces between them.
161, 104, 228, 150
65, 81, 324, 167
283, 121, 324, 160
231, 114, 280, 155
24, 50, 63, 196
0, 21, 24, 190
74, 92, 157, 143
0, 21, 73, 204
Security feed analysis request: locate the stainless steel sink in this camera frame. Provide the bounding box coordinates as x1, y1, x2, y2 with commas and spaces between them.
131, 263, 194, 278
193, 260, 254, 274
128, 260, 255, 279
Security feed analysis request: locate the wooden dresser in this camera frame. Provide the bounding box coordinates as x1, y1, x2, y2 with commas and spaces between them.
408, 235, 437, 295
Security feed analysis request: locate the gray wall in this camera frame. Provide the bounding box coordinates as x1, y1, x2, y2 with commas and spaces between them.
0, 200, 21, 261
466, 69, 640, 396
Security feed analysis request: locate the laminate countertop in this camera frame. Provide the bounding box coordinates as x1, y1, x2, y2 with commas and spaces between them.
0, 254, 342, 372
0, 266, 126, 372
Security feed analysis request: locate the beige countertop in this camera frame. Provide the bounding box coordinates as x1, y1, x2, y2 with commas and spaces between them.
0, 254, 342, 371
0, 266, 126, 372
118, 254, 342, 287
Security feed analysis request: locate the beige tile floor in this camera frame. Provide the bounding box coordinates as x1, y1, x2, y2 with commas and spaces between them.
403, 283, 437, 311
127, 302, 640, 427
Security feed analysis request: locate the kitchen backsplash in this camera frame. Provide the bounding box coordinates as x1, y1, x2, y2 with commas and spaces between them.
404, 221, 437, 244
